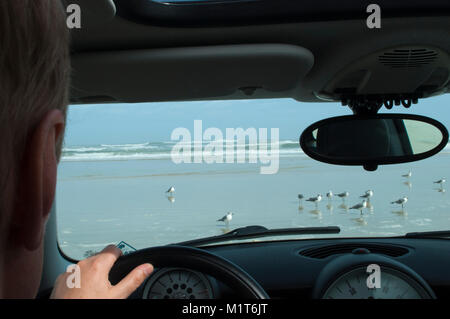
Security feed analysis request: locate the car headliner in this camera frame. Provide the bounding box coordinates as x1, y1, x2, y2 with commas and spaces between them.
68, 0, 450, 105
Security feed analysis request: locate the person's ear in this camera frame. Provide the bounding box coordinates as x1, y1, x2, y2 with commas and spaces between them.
10, 109, 65, 251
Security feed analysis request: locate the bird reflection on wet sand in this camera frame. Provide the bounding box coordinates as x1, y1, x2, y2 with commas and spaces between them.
309, 209, 322, 219
338, 203, 349, 211
298, 205, 304, 212
326, 204, 333, 213
219, 227, 231, 234
434, 187, 446, 194
167, 195, 175, 203
392, 209, 408, 217
403, 181, 413, 190
351, 216, 368, 226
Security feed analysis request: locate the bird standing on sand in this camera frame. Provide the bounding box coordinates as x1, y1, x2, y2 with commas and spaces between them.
298, 194, 304, 203
402, 170, 412, 178
326, 191, 333, 202
391, 197, 408, 209
337, 192, 350, 202
306, 194, 322, 207
360, 190, 373, 202
166, 186, 175, 195
350, 200, 368, 215
434, 179, 446, 187
217, 212, 233, 225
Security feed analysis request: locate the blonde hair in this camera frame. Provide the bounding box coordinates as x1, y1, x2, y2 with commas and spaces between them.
0, 1, 70, 233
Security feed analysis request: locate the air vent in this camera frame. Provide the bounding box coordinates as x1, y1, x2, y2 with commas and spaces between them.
378, 48, 438, 68
299, 243, 409, 259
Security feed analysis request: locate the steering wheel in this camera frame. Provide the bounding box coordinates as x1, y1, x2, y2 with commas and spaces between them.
109, 245, 269, 299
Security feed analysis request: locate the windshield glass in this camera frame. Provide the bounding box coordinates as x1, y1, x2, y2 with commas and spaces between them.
57, 96, 450, 260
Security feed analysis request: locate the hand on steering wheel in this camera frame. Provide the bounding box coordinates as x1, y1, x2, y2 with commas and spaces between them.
109, 245, 269, 299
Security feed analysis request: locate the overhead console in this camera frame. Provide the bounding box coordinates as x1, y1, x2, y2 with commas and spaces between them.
315, 45, 450, 110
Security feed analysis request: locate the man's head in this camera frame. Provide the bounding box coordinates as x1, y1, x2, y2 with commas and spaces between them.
0, 0, 70, 298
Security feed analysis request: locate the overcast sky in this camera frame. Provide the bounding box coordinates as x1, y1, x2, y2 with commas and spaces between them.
64, 95, 450, 146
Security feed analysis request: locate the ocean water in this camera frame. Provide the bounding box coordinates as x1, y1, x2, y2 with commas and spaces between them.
56, 141, 450, 260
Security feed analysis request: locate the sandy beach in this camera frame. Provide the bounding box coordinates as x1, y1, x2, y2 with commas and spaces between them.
57, 141, 450, 260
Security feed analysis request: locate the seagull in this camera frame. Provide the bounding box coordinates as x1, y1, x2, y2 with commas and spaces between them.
337, 192, 350, 201
298, 194, 304, 203
350, 200, 368, 215
391, 197, 408, 209
402, 170, 412, 178
326, 191, 333, 202
360, 190, 373, 201
166, 186, 175, 195
217, 212, 233, 224
434, 179, 446, 186
306, 194, 322, 206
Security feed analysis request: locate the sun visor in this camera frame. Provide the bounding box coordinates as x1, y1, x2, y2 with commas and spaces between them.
70, 44, 314, 103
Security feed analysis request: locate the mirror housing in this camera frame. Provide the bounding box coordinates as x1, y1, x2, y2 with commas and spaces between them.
299, 114, 449, 171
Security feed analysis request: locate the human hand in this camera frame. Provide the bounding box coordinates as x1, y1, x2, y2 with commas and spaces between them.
50, 245, 153, 299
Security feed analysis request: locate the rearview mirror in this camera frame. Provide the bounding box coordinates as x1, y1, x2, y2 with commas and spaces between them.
299, 114, 449, 171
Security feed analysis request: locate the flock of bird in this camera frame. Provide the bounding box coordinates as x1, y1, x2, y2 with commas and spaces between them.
297, 170, 446, 217
298, 190, 375, 215
163, 171, 446, 226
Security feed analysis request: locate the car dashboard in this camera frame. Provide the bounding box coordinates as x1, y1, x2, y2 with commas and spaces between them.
133, 237, 450, 299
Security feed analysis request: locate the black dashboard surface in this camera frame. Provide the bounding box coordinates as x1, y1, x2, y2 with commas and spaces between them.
169, 237, 450, 299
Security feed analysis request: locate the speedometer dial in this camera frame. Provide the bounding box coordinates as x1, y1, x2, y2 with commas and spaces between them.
143, 268, 214, 299
323, 267, 430, 299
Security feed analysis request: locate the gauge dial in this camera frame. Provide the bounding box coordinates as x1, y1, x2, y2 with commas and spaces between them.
143, 268, 214, 299
323, 267, 431, 299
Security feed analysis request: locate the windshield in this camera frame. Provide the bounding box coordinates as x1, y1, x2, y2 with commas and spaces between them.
57, 96, 450, 260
